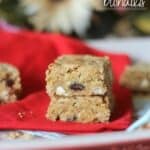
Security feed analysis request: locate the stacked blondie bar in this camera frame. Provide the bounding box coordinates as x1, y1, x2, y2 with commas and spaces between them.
45, 55, 114, 123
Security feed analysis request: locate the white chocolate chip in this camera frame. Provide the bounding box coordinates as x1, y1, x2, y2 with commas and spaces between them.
56, 86, 68, 96
140, 79, 149, 88
0, 90, 9, 100
92, 87, 106, 95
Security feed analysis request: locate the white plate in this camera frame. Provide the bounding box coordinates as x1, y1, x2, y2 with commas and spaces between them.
0, 130, 150, 150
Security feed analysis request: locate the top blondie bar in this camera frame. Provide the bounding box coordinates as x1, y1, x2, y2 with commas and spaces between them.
46, 55, 112, 97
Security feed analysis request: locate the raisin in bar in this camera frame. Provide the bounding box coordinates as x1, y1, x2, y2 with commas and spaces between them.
120, 64, 150, 92
46, 95, 113, 123
46, 55, 112, 97
0, 63, 22, 104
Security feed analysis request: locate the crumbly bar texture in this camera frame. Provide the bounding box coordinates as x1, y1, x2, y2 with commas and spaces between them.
46, 55, 112, 97
0, 63, 22, 104
120, 64, 150, 92
46, 95, 112, 123
46, 55, 114, 123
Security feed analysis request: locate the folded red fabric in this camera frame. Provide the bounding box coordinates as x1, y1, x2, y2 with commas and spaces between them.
0, 30, 132, 133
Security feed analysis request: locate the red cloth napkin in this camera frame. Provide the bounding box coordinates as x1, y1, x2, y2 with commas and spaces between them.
0, 30, 132, 134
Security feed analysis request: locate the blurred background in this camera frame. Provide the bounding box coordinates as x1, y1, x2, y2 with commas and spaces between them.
0, 0, 149, 39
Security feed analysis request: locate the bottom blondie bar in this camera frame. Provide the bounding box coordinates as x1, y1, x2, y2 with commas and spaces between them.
46, 95, 113, 123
